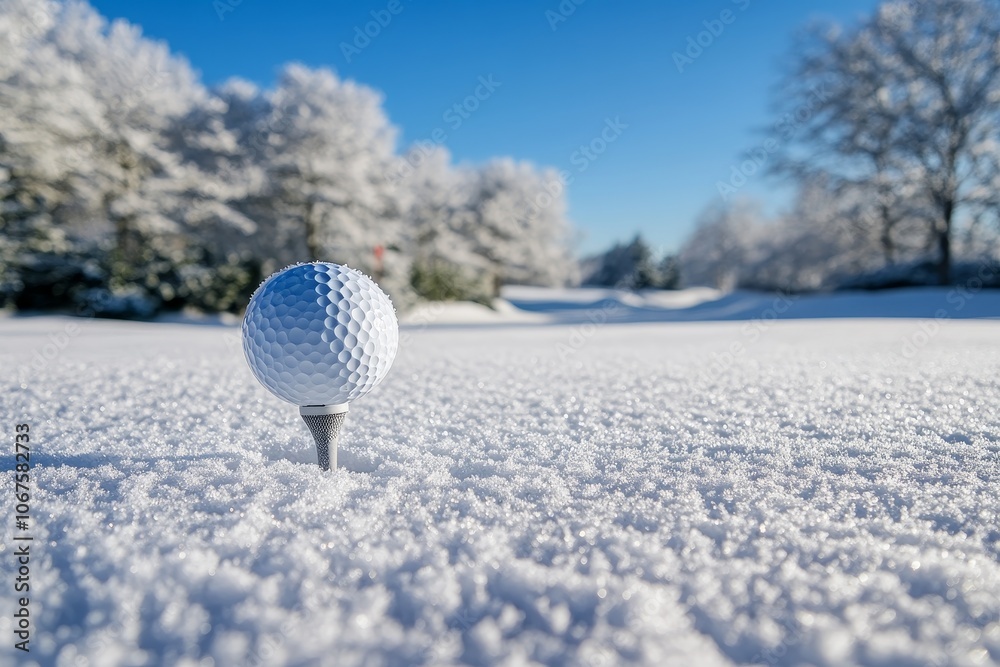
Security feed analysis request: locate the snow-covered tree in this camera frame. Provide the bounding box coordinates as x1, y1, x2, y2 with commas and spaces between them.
0, 0, 578, 314
680, 198, 764, 290
395, 145, 489, 301
51, 1, 206, 267
165, 83, 261, 243
399, 151, 577, 299
255, 65, 402, 270
461, 159, 577, 293
398, 146, 474, 266
0, 0, 84, 300
775, 0, 1000, 284
0, 0, 242, 312
583, 235, 676, 289
742, 179, 884, 291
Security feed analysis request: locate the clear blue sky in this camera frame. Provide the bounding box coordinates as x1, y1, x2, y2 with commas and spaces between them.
91, 0, 880, 255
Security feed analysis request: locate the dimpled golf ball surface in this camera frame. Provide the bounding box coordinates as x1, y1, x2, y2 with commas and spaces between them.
242, 262, 398, 406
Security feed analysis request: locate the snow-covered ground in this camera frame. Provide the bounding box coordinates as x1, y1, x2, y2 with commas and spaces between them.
503, 285, 1000, 323
2, 289, 1000, 666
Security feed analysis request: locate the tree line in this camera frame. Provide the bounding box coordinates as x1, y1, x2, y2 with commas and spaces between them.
5, 0, 999, 317
0, 0, 577, 317
682, 0, 1000, 292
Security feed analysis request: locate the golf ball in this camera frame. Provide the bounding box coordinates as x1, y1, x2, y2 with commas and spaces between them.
242, 262, 399, 406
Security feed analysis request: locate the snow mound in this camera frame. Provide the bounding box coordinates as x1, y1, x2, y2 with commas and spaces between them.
503, 285, 723, 312
400, 299, 550, 325
503, 286, 1000, 324
2, 312, 999, 665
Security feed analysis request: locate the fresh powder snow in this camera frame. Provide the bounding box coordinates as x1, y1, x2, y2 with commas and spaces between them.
2, 289, 999, 666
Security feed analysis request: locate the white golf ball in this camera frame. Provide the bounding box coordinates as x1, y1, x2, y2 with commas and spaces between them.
242, 262, 399, 406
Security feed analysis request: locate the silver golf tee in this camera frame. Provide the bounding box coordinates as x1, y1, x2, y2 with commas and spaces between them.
300, 404, 349, 471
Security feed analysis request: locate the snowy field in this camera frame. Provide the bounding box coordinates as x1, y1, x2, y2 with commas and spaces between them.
2, 289, 1000, 666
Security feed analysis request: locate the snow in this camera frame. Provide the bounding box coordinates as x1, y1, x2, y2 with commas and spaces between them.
505, 286, 1000, 323
400, 299, 549, 326
3, 289, 1000, 666
504, 286, 724, 312
398, 286, 1000, 326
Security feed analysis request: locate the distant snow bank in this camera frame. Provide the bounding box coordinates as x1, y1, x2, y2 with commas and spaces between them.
399, 299, 549, 325
502, 285, 724, 309
398, 285, 1000, 326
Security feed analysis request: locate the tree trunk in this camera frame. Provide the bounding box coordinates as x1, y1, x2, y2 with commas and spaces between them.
879, 203, 894, 265
107, 143, 142, 271
492, 269, 502, 299
114, 208, 130, 258
107, 189, 137, 269
938, 199, 953, 286
305, 201, 320, 260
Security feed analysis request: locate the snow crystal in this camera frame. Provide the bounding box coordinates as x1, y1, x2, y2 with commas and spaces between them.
1, 308, 999, 665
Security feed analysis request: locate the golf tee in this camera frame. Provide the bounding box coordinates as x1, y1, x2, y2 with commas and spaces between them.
300, 404, 349, 471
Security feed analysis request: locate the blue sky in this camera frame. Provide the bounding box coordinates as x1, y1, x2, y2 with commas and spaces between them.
91, 0, 880, 255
